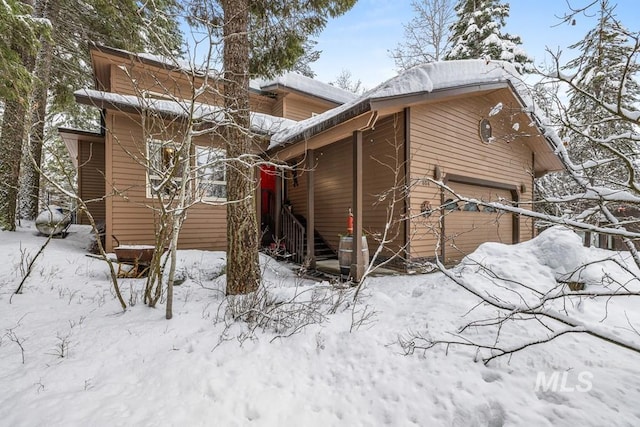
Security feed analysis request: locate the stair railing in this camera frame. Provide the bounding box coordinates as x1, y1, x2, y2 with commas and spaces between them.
281, 207, 306, 264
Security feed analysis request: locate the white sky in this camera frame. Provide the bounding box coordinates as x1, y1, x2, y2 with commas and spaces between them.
311, 0, 640, 89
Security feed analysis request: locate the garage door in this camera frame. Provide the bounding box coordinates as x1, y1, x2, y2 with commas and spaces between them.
443, 182, 514, 261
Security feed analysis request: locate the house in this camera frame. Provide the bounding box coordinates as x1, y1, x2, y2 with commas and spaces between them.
60, 44, 562, 279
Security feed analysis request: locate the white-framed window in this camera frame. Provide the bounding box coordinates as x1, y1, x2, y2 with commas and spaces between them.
146, 138, 184, 198
195, 146, 226, 201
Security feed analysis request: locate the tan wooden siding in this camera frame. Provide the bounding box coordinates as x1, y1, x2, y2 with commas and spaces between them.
78, 139, 106, 225
109, 63, 275, 115
284, 160, 308, 219
409, 89, 535, 261
442, 182, 513, 262
285, 114, 405, 257
282, 92, 340, 121
272, 95, 285, 118
104, 111, 227, 252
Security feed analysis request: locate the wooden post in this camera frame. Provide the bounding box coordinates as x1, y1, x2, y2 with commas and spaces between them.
306, 150, 316, 269
403, 108, 411, 268
274, 169, 282, 241
351, 131, 364, 282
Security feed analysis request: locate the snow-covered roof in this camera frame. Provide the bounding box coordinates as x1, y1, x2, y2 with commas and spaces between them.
92, 44, 353, 101
269, 59, 535, 149
75, 88, 297, 136
256, 73, 358, 105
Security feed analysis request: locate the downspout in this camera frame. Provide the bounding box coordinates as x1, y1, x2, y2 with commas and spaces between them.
360, 111, 379, 131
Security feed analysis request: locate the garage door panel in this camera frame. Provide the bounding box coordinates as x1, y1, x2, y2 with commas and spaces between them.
444, 182, 513, 261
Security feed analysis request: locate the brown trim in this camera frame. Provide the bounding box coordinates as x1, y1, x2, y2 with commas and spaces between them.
440, 184, 446, 261
276, 99, 372, 147
306, 149, 316, 268
403, 108, 411, 266
351, 130, 364, 281
512, 191, 520, 244
58, 127, 105, 140
272, 113, 373, 162
92, 43, 179, 72
531, 152, 536, 239
274, 171, 282, 240
105, 113, 114, 251
443, 173, 521, 244
444, 173, 518, 192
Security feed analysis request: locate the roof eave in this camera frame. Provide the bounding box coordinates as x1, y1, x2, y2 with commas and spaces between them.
503, 80, 564, 173
272, 99, 372, 148
91, 43, 181, 73
272, 82, 511, 150
260, 82, 352, 106
369, 81, 511, 111
75, 91, 284, 137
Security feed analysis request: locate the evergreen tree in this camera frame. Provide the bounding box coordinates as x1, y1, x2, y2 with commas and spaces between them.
16, 0, 184, 221
538, 0, 640, 220
0, 0, 44, 103
0, 0, 48, 231
445, 0, 531, 72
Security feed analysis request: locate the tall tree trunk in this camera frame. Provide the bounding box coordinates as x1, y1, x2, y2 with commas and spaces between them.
222, 0, 261, 295
0, 0, 36, 230
19, 0, 59, 220
0, 100, 29, 230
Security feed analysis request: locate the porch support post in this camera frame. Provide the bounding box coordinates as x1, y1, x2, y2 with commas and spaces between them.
351, 130, 364, 282
306, 150, 316, 269
274, 169, 282, 241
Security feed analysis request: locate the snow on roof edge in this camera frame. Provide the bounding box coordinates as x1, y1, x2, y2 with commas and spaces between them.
269, 59, 560, 153
258, 73, 358, 105
75, 88, 297, 136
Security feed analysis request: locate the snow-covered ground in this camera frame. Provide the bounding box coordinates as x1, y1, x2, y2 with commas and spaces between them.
1, 224, 639, 426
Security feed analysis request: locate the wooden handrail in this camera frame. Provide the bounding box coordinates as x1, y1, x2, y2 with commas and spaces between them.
281, 207, 305, 264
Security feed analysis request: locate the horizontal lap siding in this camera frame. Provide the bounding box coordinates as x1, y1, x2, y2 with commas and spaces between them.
314, 139, 352, 251
283, 93, 339, 121
78, 140, 106, 225
409, 89, 535, 261
285, 161, 308, 219
110, 64, 275, 115
362, 114, 406, 258
106, 112, 226, 251
286, 114, 405, 256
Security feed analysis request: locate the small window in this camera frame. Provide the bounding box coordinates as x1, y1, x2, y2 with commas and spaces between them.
196, 146, 226, 200
147, 139, 184, 197
443, 198, 459, 211
463, 201, 479, 212
479, 118, 493, 143
483, 205, 497, 213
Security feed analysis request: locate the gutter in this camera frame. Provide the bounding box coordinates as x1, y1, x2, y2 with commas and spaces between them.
75, 90, 287, 137
274, 98, 373, 147
273, 82, 511, 148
